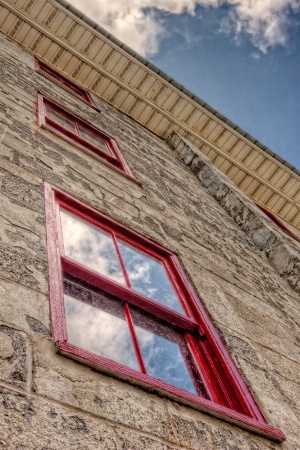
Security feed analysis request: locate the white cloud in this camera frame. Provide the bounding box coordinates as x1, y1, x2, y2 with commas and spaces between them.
70, 0, 300, 56
225, 0, 300, 52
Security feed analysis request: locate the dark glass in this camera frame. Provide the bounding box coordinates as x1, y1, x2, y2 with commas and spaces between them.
60, 208, 125, 284
64, 279, 139, 370
78, 126, 110, 154
117, 239, 185, 314
131, 307, 200, 395
45, 104, 76, 133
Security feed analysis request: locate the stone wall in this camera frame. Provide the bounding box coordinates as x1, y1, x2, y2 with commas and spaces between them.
0, 33, 299, 449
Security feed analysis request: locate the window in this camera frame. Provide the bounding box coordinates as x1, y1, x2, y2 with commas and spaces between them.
44, 184, 285, 442
38, 95, 135, 180
36, 60, 93, 104
257, 204, 300, 243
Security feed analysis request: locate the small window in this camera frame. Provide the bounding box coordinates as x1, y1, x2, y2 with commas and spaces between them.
44, 184, 285, 442
36, 60, 93, 104
257, 205, 300, 243
38, 95, 135, 179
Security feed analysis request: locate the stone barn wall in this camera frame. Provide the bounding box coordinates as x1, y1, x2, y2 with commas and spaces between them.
0, 33, 299, 449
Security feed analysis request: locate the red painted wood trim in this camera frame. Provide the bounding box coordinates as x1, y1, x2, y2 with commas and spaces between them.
44, 182, 67, 342
44, 184, 286, 441
55, 191, 172, 257
58, 341, 286, 442
36, 59, 95, 105
124, 303, 147, 374
111, 232, 131, 288
170, 254, 266, 422
37, 93, 140, 183
45, 117, 120, 166
61, 257, 198, 333
257, 204, 300, 243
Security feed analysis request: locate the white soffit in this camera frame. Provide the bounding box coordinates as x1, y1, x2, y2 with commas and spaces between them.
0, 0, 299, 231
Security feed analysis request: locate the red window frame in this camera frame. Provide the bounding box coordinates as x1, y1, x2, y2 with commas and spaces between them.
44, 183, 285, 442
36, 59, 94, 104
38, 94, 136, 181
257, 204, 300, 243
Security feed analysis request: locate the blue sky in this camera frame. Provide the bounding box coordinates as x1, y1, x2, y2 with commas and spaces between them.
152, 6, 300, 169
71, 0, 300, 169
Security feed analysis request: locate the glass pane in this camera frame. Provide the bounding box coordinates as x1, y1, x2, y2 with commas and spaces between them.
45, 104, 76, 133
131, 307, 199, 395
64, 280, 139, 370
78, 126, 110, 154
60, 208, 125, 284
64, 80, 85, 96
117, 240, 184, 314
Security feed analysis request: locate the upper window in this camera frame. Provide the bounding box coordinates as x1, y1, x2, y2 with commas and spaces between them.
36, 60, 93, 104
44, 184, 285, 442
257, 204, 300, 243
38, 95, 135, 179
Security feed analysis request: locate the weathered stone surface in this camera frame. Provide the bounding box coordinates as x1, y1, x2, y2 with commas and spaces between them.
0, 32, 299, 450
0, 242, 47, 292
0, 388, 118, 449
0, 279, 50, 334
167, 131, 300, 296
166, 402, 280, 450
32, 338, 174, 442
0, 325, 29, 388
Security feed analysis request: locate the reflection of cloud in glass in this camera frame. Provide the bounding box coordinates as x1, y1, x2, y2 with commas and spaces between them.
135, 325, 197, 395
60, 209, 125, 284
64, 293, 139, 371
117, 239, 184, 314
46, 105, 76, 133
78, 126, 110, 154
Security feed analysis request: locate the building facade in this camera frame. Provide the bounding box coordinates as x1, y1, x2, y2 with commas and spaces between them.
0, 1, 300, 449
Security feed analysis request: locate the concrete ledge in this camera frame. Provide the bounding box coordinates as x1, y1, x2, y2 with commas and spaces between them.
167, 132, 300, 296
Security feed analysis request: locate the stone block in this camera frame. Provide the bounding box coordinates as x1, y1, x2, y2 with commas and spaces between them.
0, 279, 50, 336
269, 245, 296, 274
32, 339, 174, 442
0, 387, 118, 449
114, 428, 175, 450
0, 325, 29, 388
0, 242, 47, 292
236, 357, 300, 409
166, 401, 278, 450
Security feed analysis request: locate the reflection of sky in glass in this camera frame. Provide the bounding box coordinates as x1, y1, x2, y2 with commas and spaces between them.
78, 126, 110, 154
45, 105, 76, 133
134, 321, 197, 395
60, 209, 125, 284
117, 239, 184, 314
64, 289, 139, 371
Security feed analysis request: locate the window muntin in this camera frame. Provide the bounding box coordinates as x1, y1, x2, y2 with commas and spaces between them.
60, 209, 126, 284
64, 279, 139, 370
38, 95, 135, 179
45, 104, 77, 134
77, 125, 110, 154
63, 277, 200, 394
58, 204, 205, 396
45, 185, 286, 441
116, 239, 184, 314
131, 307, 201, 395
37, 60, 93, 103
60, 207, 185, 315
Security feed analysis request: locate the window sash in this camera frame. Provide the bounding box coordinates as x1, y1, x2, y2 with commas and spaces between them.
54, 195, 250, 411
63, 276, 206, 397
44, 183, 285, 442
37, 60, 93, 103
59, 205, 187, 315
42, 99, 120, 166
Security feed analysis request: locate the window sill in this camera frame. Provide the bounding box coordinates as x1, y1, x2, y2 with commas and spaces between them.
58, 341, 285, 443
40, 122, 142, 187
